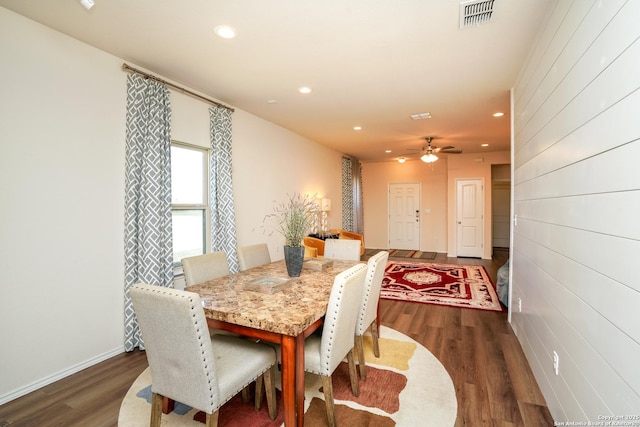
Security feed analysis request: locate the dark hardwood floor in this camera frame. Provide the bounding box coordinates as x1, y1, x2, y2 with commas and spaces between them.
0, 249, 553, 426
379, 249, 553, 426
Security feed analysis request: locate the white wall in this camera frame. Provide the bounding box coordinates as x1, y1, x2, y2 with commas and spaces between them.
232, 110, 343, 260
0, 8, 128, 403
511, 0, 640, 421
0, 7, 342, 403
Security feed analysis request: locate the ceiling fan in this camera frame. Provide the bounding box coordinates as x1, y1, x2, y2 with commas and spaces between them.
399, 137, 463, 163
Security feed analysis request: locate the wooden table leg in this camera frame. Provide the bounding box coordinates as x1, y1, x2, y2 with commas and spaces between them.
295, 333, 305, 427
281, 335, 297, 427
162, 396, 175, 414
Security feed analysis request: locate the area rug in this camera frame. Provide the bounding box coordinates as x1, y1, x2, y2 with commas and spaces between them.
365, 248, 437, 260
118, 326, 457, 426
382, 262, 503, 311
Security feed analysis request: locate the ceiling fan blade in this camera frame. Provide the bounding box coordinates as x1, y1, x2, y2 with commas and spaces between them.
440, 148, 463, 154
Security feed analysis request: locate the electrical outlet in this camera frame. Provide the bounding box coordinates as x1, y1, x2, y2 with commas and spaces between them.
518, 298, 522, 312
553, 351, 559, 375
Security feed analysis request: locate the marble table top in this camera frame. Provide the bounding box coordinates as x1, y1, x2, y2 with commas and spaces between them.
185, 259, 362, 336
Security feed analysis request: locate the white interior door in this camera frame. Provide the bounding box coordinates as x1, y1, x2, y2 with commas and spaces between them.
456, 179, 484, 258
388, 183, 420, 250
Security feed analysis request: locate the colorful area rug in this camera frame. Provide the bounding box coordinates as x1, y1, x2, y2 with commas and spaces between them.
365, 248, 437, 260
118, 327, 457, 426
382, 262, 503, 311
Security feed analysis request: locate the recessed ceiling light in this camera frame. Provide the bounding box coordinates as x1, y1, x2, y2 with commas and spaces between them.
410, 112, 432, 120
266, 99, 277, 104
397, 157, 407, 163
493, 112, 504, 117
353, 126, 362, 131
214, 25, 236, 39
298, 87, 312, 94
385, 150, 392, 153
79, 0, 94, 10
481, 143, 489, 147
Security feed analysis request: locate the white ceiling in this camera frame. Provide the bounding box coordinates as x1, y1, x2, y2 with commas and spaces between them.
0, 0, 552, 162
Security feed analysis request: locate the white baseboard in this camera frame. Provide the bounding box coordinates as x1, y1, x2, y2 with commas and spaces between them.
0, 345, 125, 405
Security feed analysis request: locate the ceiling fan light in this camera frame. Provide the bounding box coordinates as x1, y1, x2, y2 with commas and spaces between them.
421, 153, 438, 163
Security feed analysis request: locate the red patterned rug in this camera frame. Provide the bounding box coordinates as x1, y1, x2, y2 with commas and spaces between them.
382, 262, 503, 311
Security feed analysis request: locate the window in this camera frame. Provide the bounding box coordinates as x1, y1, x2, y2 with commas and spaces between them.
171, 142, 209, 265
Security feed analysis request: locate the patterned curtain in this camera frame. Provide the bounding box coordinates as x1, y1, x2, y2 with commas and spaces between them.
209, 106, 239, 272
341, 156, 364, 234
123, 74, 173, 351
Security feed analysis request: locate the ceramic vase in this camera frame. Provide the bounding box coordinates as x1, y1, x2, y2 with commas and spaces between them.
283, 245, 305, 277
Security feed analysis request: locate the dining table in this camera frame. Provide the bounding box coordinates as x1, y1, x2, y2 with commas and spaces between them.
184, 258, 362, 427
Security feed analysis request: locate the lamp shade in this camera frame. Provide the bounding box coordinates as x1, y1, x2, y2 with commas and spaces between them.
321, 198, 331, 211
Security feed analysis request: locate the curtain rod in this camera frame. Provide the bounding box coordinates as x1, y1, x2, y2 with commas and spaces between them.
122, 63, 234, 113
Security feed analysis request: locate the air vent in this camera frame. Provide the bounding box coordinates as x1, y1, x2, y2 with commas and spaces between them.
460, 0, 495, 28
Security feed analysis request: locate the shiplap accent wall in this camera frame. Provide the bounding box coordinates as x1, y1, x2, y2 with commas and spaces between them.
511, 0, 640, 422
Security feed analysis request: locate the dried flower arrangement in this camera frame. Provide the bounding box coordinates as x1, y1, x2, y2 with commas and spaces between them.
263, 193, 317, 247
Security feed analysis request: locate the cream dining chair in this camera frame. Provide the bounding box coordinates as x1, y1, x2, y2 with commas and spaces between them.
129, 284, 278, 427
181, 251, 238, 340
182, 251, 230, 286
237, 243, 271, 271
323, 238, 361, 261
276, 263, 367, 427
354, 250, 389, 379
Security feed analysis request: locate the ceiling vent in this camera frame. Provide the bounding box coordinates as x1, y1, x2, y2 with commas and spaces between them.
460, 0, 495, 28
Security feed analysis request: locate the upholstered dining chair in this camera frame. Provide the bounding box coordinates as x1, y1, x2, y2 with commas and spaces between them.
237, 243, 271, 271
182, 251, 230, 286
323, 238, 361, 261
277, 263, 367, 427
129, 284, 278, 427
182, 251, 238, 340
354, 250, 389, 380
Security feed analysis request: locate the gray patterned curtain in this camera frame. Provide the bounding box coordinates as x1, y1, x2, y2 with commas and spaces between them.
341, 156, 364, 234
123, 74, 173, 351
209, 106, 239, 272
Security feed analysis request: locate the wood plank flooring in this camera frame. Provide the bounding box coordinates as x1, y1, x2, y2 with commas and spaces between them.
0, 249, 553, 426
378, 249, 553, 426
